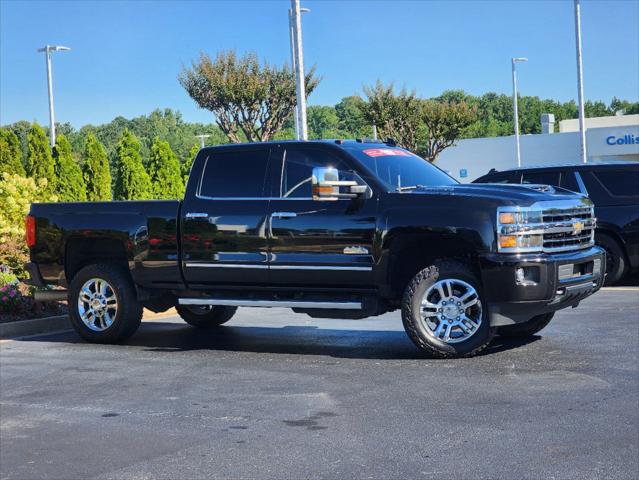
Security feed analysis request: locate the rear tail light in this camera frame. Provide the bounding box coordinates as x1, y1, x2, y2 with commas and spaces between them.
25, 215, 36, 248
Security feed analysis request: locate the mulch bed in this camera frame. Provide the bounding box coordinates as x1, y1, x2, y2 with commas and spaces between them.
0, 282, 68, 324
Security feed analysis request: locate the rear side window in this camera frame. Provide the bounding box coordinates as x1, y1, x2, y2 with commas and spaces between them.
522, 171, 560, 187
199, 149, 270, 198
560, 171, 580, 193
592, 169, 639, 197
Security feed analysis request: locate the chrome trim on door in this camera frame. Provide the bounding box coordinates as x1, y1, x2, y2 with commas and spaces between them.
178, 298, 362, 309
185, 263, 268, 269
269, 265, 372, 271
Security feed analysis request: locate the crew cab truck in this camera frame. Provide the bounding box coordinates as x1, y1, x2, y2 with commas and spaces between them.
26, 140, 605, 358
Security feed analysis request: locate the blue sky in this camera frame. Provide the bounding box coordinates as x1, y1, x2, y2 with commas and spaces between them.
1, 0, 638, 127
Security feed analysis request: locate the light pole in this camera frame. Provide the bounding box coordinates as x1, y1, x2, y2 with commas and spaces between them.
290, 0, 309, 141
37, 45, 70, 149
574, 0, 588, 163
288, 6, 310, 140
195, 134, 211, 148
511, 57, 528, 167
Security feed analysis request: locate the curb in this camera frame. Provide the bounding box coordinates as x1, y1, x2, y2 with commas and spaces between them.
0, 315, 71, 339
0, 308, 179, 340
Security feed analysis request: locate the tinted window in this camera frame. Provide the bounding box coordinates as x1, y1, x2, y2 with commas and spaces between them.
593, 170, 639, 197
560, 171, 580, 193
479, 171, 522, 184
199, 149, 269, 198
522, 171, 560, 187
279, 148, 358, 198
349, 148, 457, 190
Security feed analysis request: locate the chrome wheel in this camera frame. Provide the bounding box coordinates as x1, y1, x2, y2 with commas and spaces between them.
77, 278, 118, 332
419, 279, 483, 344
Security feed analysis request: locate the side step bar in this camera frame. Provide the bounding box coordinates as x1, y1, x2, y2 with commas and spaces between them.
178, 298, 362, 310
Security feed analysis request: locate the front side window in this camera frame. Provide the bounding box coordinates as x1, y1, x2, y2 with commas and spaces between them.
199, 149, 270, 198
279, 148, 359, 198
349, 148, 457, 191
559, 171, 580, 193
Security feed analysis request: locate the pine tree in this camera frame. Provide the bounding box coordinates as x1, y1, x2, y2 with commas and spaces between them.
114, 129, 152, 200
182, 143, 199, 185
82, 133, 112, 201
25, 123, 56, 191
148, 138, 184, 199
0, 129, 25, 176
53, 134, 86, 202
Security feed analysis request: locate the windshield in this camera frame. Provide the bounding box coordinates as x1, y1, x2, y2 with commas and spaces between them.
349, 147, 458, 191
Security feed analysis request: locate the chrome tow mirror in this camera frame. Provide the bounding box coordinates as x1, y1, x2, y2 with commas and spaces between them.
312, 167, 367, 201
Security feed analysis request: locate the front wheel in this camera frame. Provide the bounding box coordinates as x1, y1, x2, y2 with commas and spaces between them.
497, 312, 554, 339
401, 260, 495, 358
176, 304, 237, 328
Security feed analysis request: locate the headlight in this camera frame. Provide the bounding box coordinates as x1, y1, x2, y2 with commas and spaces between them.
497, 207, 544, 253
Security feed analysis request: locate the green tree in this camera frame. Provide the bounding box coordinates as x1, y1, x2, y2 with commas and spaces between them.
179, 50, 321, 142
82, 134, 112, 201
307, 105, 341, 139
182, 143, 200, 184
25, 123, 56, 191
53, 134, 86, 202
0, 129, 25, 176
113, 129, 152, 200
148, 139, 184, 199
419, 100, 478, 162
335, 96, 371, 137
362, 81, 422, 152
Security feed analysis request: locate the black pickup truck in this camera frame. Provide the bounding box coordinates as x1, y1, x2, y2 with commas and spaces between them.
26, 140, 605, 357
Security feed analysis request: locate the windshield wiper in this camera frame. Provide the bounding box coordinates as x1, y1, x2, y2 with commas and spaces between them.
396, 184, 427, 192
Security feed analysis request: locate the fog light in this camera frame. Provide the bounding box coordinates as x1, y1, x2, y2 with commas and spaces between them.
515, 267, 525, 283
500, 236, 517, 248
593, 258, 601, 276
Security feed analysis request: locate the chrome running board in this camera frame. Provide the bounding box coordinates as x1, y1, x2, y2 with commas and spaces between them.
178, 298, 362, 310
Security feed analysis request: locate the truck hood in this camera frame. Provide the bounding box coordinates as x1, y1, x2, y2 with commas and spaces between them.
402, 183, 587, 206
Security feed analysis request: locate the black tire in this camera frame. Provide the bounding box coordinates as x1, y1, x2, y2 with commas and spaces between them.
401, 260, 495, 358
68, 263, 142, 343
596, 233, 627, 286
497, 312, 554, 339
176, 304, 237, 328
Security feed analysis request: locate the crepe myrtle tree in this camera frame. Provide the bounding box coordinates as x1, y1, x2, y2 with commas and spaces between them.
361, 81, 422, 153
178, 50, 321, 143
419, 100, 478, 163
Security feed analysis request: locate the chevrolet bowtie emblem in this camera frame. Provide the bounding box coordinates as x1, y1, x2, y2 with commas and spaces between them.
572, 221, 584, 235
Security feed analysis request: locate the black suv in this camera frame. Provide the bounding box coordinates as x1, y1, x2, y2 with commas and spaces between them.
474, 162, 639, 285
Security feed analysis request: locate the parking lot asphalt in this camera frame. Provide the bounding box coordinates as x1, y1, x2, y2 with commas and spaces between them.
1, 287, 638, 480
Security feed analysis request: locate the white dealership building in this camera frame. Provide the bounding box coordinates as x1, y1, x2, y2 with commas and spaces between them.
436, 114, 639, 182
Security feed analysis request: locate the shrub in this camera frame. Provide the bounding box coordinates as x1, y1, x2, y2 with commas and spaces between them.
54, 134, 87, 202
114, 129, 152, 200
0, 129, 25, 176
148, 138, 184, 199
82, 134, 112, 201
0, 173, 56, 277
25, 123, 57, 192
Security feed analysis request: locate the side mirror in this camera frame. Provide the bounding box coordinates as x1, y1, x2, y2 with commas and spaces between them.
312, 167, 368, 201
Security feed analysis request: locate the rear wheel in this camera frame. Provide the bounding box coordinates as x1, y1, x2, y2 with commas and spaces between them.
596, 233, 627, 286
401, 260, 495, 358
68, 263, 142, 343
176, 304, 237, 328
497, 312, 554, 339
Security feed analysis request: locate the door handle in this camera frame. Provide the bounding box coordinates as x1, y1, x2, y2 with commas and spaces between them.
271, 212, 297, 219
185, 212, 209, 219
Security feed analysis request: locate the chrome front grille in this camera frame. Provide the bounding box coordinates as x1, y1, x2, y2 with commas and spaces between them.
540, 205, 595, 253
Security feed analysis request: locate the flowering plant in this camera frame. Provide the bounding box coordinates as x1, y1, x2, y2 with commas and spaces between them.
0, 281, 21, 312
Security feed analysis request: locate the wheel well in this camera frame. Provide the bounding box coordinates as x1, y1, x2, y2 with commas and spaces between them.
595, 229, 628, 260
65, 238, 130, 284
386, 234, 481, 301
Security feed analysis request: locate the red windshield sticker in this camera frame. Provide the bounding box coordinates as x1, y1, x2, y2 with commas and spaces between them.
362, 148, 411, 157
